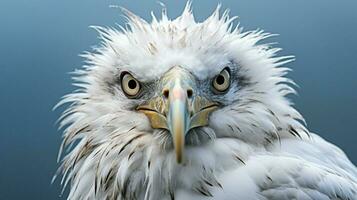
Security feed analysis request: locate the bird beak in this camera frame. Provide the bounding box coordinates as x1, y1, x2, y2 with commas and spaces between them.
167, 78, 190, 164
137, 67, 218, 164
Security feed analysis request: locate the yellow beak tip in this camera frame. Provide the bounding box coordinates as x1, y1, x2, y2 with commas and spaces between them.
177, 157, 182, 164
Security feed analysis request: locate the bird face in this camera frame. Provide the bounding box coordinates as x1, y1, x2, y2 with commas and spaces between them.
129, 66, 225, 163
106, 46, 244, 164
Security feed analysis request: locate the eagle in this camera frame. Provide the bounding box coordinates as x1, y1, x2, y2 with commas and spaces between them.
55, 3, 357, 200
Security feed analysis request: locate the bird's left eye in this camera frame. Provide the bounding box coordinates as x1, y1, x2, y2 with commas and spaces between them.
212, 68, 230, 93
121, 72, 141, 98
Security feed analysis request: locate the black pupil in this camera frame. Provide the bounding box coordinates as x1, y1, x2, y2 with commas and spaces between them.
128, 79, 137, 89
216, 75, 225, 85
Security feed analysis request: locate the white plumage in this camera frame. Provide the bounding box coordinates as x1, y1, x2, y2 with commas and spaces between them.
56, 3, 357, 200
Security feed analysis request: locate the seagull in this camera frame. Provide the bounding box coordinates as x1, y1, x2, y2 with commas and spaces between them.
55, 3, 357, 200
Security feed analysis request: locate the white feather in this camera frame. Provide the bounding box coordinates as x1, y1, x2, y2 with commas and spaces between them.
55, 2, 357, 200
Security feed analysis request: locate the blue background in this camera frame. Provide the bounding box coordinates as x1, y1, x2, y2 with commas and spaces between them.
0, 0, 356, 199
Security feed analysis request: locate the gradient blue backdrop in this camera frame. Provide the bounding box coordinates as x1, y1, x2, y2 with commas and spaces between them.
0, 0, 356, 199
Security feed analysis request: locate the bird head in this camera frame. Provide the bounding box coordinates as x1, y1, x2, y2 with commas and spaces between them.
56, 3, 308, 199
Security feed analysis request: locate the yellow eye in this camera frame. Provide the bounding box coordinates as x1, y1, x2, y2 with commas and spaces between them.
121, 73, 141, 97
212, 68, 230, 93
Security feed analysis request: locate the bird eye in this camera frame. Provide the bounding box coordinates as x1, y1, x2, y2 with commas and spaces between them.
212, 68, 230, 93
121, 72, 141, 97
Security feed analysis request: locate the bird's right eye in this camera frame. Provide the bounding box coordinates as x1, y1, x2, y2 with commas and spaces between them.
120, 72, 141, 98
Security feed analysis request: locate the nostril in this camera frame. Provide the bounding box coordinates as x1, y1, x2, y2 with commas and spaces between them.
163, 89, 169, 99
187, 89, 193, 98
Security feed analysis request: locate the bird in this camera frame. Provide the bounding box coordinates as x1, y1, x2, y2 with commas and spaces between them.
55, 3, 357, 200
